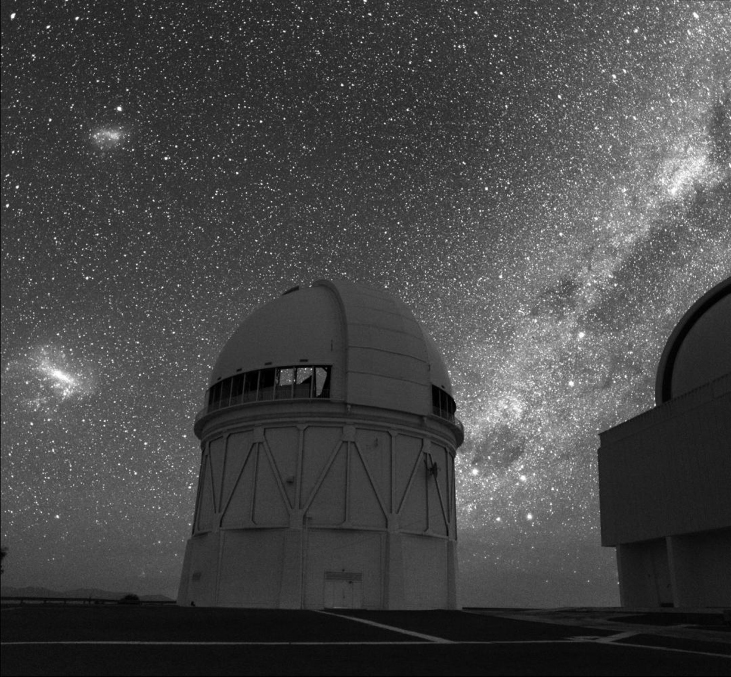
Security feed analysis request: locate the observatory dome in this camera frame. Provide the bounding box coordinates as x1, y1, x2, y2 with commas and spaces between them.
199, 279, 458, 434
181, 279, 463, 610
655, 276, 731, 404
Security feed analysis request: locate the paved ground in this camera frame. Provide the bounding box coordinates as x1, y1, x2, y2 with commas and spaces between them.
1, 605, 729, 675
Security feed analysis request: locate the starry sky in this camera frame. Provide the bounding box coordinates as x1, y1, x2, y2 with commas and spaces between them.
2, 1, 730, 606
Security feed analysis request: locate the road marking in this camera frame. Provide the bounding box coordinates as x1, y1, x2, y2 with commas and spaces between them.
594, 640, 730, 660
316, 610, 452, 643
567, 632, 641, 643
594, 631, 641, 643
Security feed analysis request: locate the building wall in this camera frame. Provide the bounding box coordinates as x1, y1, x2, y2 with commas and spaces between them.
599, 374, 731, 546
600, 373, 731, 608
304, 530, 385, 608
616, 529, 731, 608
178, 403, 459, 609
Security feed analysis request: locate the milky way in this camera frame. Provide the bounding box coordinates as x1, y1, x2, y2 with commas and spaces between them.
2, 1, 729, 604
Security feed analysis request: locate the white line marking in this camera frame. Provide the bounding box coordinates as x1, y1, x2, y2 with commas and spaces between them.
316, 610, 452, 643
594, 631, 641, 644
594, 640, 730, 660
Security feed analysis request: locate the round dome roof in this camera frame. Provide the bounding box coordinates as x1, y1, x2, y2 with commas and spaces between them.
209, 279, 454, 417
655, 276, 731, 404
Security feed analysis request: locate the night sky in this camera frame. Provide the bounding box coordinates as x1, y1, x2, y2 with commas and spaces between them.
2, 1, 729, 606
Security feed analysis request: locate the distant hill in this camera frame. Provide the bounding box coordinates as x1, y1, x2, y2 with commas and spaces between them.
1, 586, 173, 602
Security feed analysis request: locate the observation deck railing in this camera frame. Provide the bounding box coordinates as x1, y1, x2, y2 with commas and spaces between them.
432, 406, 464, 436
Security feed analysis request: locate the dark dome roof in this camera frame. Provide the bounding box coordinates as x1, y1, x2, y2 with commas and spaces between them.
655, 276, 731, 404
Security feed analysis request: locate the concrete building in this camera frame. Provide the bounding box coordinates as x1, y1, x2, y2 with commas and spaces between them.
598, 276, 731, 608
178, 279, 463, 609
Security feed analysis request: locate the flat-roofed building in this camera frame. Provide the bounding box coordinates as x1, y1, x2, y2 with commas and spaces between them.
598, 276, 731, 608
178, 279, 463, 609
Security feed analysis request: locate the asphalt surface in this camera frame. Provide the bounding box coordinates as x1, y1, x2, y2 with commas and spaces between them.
1, 605, 729, 676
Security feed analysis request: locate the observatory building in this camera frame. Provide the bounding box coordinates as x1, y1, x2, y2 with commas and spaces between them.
598, 276, 731, 608
178, 279, 463, 609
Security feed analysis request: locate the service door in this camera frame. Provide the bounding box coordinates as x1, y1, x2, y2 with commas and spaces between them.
323, 572, 363, 608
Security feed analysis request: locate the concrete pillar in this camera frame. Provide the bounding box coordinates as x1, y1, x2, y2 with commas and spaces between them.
617, 539, 672, 607
667, 535, 697, 607
667, 530, 731, 607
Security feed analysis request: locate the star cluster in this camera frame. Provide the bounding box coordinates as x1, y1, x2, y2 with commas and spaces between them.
2, 1, 729, 604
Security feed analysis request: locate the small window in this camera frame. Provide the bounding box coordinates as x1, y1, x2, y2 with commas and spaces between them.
294, 367, 313, 398
207, 366, 331, 412
221, 378, 234, 408
230, 374, 244, 405
432, 385, 456, 421
210, 381, 223, 407
258, 368, 276, 401
276, 367, 295, 399
243, 371, 258, 402
315, 366, 331, 398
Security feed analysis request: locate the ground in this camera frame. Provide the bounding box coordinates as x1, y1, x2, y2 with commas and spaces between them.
1, 605, 729, 676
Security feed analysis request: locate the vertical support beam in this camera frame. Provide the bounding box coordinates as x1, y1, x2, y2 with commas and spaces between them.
422, 439, 431, 533
390, 432, 397, 515
191, 444, 206, 535
343, 426, 356, 526
214, 530, 224, 606
250, 427, 264, 524
386, 431, 403, 609
345, 443, 352, 524
217, 434, 231, 529
295, 425, 306, 510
